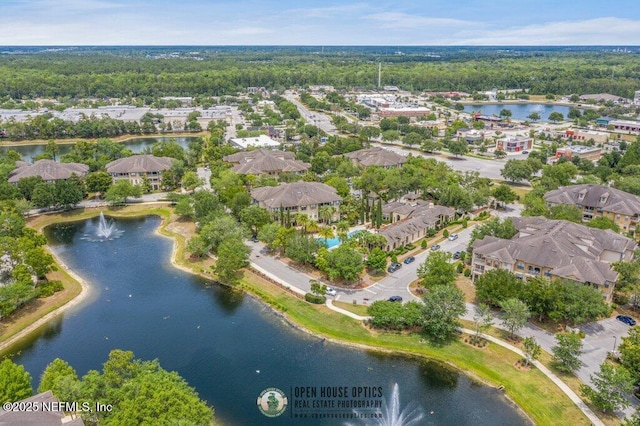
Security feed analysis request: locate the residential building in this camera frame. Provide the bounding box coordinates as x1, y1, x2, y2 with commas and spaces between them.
250, 181, 341, 222
8, 159, 89, 184
0, 390, 85, 425
343, 147, 406, 168
229, 134, 281, 150
471, 217, 637, 301
544, 184, 640, 233
554, 145, 602, 162
496, 137, 532, 153
105, 155, 174, 191
378, 200, 455, 251
222, 149, 310, 176
635, 90, 640, 106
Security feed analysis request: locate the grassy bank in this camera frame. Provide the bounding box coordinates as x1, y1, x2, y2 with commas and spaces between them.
8, 205, 592, 425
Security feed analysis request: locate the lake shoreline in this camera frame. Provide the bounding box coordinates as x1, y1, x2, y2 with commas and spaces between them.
2, 206, 589, 424
0, 131, 208, 147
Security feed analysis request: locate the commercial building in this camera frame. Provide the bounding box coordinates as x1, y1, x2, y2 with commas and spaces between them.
251, 181, 341, 222
544, 184, 640, 234
609, 119, 640, 134
105, 155, 174, 191
496, 137, 532, 153
565, 128, 609, 144
554, 145, 602, 162
229, 134, 281, 150
471, 217, 637, 301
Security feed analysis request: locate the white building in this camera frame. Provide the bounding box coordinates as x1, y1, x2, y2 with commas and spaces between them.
229, 134, 280, 150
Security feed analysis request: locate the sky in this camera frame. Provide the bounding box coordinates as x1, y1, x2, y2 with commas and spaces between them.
1, 0, 640, 46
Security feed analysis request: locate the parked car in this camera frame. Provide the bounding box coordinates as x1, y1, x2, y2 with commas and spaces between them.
617, 315, 637, 326
387, 262, 402, 273
448, 233, 458, 241
388, 296, 403, 302
431, 244, 441, 251
325, 287, 337, 297
522, 150, 529, 154
251, 235, 259, 243
403, 256, 415, 264
453, 251, 461, 260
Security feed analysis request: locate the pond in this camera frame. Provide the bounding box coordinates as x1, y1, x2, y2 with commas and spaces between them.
463, 103, 579, 122
0, 136, 199, 162
5, 215, 529, 425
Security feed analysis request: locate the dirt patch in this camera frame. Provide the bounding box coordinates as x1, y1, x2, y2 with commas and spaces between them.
456, 275, 476, 303
166, 220, 196, 240
513, 359, 532, 371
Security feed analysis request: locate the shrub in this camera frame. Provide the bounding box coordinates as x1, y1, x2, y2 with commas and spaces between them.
36, 280, 64, 298
443, 229, 450, 238
456, 263, 464, 273
463, 269, 471, 277
304, 293, 326, 304
421, 240, 427, 249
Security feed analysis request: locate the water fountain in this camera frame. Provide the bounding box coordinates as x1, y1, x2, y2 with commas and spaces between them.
82, 212, 124, 241
348, 383, 424, 426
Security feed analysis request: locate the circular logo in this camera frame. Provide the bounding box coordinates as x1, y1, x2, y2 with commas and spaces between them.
257, 387, 288, 418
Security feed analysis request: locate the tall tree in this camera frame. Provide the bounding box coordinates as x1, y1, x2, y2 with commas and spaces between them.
581, 363, 634, 413
0, 358, 32, 403
421, 286, 467, 342
417, 251, 456, 288
500, 298, 530, 339
522, 337, 541, 367
552, 332, 583, 373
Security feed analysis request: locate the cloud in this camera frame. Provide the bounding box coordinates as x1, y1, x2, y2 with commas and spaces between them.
286, 3, 370, 19
455, 17, 640, 45
364, 12, 477, 29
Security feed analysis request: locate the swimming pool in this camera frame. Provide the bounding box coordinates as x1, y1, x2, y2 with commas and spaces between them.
317, 230, 358, 248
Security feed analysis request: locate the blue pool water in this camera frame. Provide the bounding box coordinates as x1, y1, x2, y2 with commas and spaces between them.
318, 230, 358, 248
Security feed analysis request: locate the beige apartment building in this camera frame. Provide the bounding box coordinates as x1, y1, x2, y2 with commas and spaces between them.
105, 155, 174, 191
250, 181, 341, 222
544, 184, 640, 234
471, 217, 637, 301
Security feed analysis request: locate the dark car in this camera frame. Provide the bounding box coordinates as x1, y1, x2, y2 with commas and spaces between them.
617, 315, 637, 326
387, 262, 402, 273
431, 244, 441, 251
388, 296, 403, 302
251, 236, 259, 243
522, 150, 529, 154
452, 251, 461, 260
403, 256, 415, 264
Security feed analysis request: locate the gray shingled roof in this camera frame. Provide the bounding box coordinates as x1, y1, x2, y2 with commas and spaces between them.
472, 217, 636, 285
105, 155, 174, 174
544, 184, 640, 217
343, 147, 407, 167
8, 159, 89, 183
223, 149, 309, 175
378, 203, 455, 246
251, 181, 341, 209
0, 390, 85, 425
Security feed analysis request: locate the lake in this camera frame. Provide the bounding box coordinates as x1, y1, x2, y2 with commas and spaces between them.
0, 136, 199, 162
463, 103, 578, 122
5, 215, 528, 425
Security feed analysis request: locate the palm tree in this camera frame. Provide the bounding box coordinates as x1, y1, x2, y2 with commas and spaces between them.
318, 226, 335, 246
306, 220, 321, 235
294, 213, 311, 234
319, 205, 336, 225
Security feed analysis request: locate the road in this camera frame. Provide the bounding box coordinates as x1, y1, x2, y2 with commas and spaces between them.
284, 91, 337, 135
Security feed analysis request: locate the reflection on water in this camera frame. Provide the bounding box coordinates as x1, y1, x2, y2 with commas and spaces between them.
5, 216, 529, 425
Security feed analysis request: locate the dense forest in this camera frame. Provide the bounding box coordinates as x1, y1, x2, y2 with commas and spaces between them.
0, 47, 639, 98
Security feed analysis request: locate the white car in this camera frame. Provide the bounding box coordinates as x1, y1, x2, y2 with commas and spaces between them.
325, 287, 337, 296
448, 233, 459, 241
